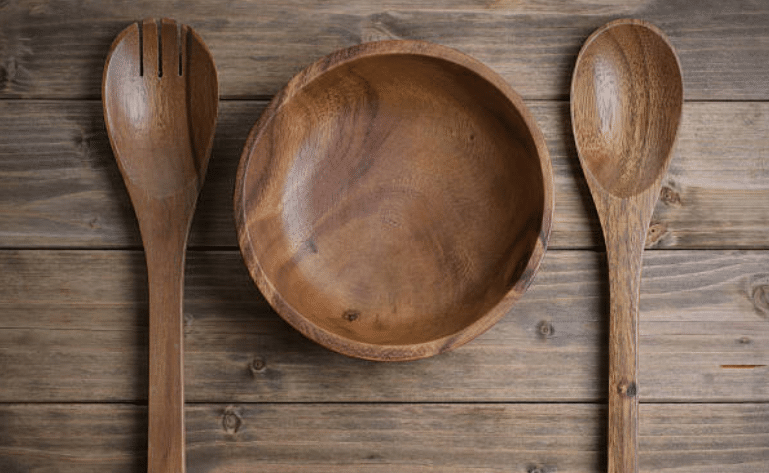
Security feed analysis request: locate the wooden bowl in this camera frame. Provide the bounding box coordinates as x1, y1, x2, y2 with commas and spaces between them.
235, 41, 553, 361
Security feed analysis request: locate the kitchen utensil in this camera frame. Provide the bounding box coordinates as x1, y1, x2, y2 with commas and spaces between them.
235, 40, 553, 361
571, 19, 683, 473
103, 18, 218, 473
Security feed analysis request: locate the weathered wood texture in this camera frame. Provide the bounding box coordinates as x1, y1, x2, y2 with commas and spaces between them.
1, 249, 766, 403
1, 1, 768, 470
1, 100, 767, 249
0, 403, 766, 473
0, 0, 768, 100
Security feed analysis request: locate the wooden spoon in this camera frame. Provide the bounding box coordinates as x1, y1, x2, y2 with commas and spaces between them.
571, 19, 683, 473
102, 18, 218, 473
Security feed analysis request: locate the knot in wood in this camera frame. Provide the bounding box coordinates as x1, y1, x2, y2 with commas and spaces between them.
222, 406, 242, 434
250, 356, 266, 374
659, 186, 682, 206
0, 35, 33, 92
537, 320, 554, 339
528, 465, 557, 473
752, 284, 769, 318
74, 128, 95, 155
645, 221, 668, 247
362, 12, 402, 42
183, 313, 194, 336
617, 380, 638, 398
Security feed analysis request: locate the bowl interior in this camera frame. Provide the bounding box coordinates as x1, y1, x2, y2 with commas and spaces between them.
239, 51, 546, 348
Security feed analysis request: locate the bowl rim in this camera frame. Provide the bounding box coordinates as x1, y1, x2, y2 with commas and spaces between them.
234, 39, 554, 361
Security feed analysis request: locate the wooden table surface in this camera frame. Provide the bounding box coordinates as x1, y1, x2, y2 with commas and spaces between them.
1, 1, 767, 471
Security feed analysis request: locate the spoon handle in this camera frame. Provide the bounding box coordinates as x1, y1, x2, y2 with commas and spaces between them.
603, 211, 647, 473
142, 214, 190, 473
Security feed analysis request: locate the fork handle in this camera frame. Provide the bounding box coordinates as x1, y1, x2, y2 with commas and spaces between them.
144, 219, 188, 473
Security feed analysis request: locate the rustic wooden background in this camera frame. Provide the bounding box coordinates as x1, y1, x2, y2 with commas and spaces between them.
1, 0, 768, 471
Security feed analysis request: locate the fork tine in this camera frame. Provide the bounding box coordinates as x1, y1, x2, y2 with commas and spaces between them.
161, 18, 180, 77
179, 24, 188, 76
142, 18, 158, 77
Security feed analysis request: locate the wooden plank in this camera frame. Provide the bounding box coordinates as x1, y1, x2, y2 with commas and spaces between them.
0, 249, 767, 403
0, 403, 766, 472
0, 100, 263, 248
0, 404, 146, 473
0, 1, 767, 100
1, 100, 768, 249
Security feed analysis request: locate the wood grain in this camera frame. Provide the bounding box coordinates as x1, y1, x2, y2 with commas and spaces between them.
0, 101, 767, 249
235, 40, 553, 361
0, 249, 766, 403
1, 2, 766, 471
571, 20, 684, 473
102, 19, 219, 473
0, 0, 768, 100
0, 403, 766, 472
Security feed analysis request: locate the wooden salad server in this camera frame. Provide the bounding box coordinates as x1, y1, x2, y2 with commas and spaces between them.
102, 18, 218, 472
571, 19, 683, 473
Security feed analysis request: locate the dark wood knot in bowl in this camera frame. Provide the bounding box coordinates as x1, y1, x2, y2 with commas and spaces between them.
235, 40, 554, 361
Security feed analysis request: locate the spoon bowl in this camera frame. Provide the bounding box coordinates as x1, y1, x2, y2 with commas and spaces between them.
571, 19, 683, 473
572, 20, 683, 197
